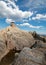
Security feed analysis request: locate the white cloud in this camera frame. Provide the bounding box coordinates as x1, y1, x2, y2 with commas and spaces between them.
6, 18, 14, 23
17, 23, 43, 29
0, 1, 33, 23
23, 19, 28, 22
32, 14, 46, 20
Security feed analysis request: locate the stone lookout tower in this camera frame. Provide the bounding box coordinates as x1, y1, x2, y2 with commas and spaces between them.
10, 22, 15, 27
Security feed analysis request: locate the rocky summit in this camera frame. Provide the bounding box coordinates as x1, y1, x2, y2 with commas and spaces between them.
0, 24, 46, 65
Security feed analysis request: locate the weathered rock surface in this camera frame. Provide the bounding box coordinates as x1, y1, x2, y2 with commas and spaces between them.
31, 40, 46, 49
0, 33, 7, 61
0, 24, 46, 65
13, 47, 46, 65
0, 24, 35, 61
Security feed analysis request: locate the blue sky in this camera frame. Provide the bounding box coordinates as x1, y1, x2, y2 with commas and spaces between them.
0, 0, 46, 35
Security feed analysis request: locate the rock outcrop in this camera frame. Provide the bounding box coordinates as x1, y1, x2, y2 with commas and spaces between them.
32, 31, 46, 42
13, 47, 46, 65
0, 24, 35, 61
0, 24, 46, 65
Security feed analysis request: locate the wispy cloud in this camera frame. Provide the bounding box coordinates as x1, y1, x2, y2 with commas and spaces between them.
21, 0, 46, 9
32, 14, 46, 20
17, 23, 43, 29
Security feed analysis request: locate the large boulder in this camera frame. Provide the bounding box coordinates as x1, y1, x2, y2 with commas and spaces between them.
6, 26, 35, 50
13, 47, 45, 65
0, 25, 35, 61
